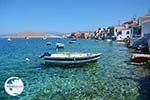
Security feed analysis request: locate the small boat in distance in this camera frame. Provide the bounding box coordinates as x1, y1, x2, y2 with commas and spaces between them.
106, 39, 112, 42
40, 52, 101, 65
46, 42, 52, 45
69, 39, 77, 44
25, 37, 29, 39
7, 38, 11, 41
56, 43, 64, 48
42, 37, 47, 40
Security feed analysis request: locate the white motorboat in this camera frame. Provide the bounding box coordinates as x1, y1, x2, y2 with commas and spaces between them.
46, 42, 52, 45
43, 37, 47, 40
7, 38, 11, 41
56, 43, 64, 48
40, 52, 101, 64
69, 39, 77, 44
25, 37, 29, 39
106, 39, 112, 42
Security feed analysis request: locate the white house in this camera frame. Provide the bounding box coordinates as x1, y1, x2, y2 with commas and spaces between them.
140, 14, 150, 52
130, 14, 150, 48
116, 29, 131, 41
139, 14, 150, 36
108, 25, 125, 37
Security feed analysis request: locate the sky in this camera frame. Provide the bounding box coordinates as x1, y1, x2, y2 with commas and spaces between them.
0, 0, 150, 34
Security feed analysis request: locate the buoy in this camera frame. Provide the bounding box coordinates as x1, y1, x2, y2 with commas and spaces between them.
25, 58, 30, 61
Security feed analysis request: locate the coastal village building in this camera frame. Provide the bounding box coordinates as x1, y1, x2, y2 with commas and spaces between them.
94, 28, 108, 39
81, 32, 89, 39
70, 32, 90, 39
131, 26, 141, 38
139, 14, 150, 37
129, 14, 150, 48
116, 28, 131, 41
123, 19, 138, 29
129, 25, 141, 47
139, 14, 150, 51
108, 25, 125, 37
70, 32, 81, 38
117, 19, 139, 42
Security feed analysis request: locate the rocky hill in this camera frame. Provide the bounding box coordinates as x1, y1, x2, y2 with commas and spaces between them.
0, 31, 62, 38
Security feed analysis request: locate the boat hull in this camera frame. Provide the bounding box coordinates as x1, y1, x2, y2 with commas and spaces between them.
56, 46, 64, 48
42, 53, 101, 64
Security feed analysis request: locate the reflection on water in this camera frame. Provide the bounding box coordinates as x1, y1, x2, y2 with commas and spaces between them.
41, 62, 99, 69
138, 75, 150, 100
0, 38, 150, 100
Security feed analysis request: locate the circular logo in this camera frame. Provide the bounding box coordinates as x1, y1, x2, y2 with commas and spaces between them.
4, 77, 24, 96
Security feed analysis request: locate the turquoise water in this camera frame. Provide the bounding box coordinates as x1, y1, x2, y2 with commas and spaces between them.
0, 38, 150, 100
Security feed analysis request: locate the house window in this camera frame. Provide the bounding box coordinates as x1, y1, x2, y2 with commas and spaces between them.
117, 32, 121, 36
115, 29, 118, 32
126, 31, 129, 34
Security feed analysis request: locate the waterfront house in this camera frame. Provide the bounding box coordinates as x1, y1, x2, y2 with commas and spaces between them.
139, 14, 150, 37
70, 32, 81, 38
129, 14, 150, 49
107, 25, 125, 38
128, 25, 141, 47
107, 20, 138, 41
94, 27, 109, 39
140, 14, 150, 52
123, 19, 138, 29
92, 28, 104, 39
80, 32, 89, 39
70, 32, 90, 39
116, 28, 131, 41
115, 19, 139, 42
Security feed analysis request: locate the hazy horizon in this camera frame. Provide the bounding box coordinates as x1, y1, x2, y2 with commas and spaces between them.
0, 0, 150, 34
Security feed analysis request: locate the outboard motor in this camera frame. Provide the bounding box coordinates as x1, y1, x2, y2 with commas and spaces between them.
40, 52, 51, 58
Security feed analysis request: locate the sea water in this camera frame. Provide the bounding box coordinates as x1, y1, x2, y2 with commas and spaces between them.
0, 38, 150, 100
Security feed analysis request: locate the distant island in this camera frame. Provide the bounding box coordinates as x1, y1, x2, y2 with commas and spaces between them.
0, 31, 63, 38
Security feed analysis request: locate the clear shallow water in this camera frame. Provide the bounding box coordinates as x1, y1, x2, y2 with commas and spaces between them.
0, 38, 150, 100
